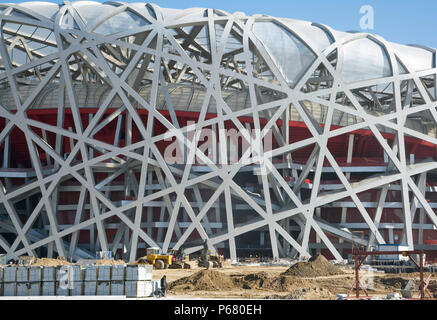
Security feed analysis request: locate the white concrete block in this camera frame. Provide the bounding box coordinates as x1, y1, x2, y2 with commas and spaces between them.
42, 267, 56, 282
3, 283, 15, 296
125, 265, 152, 281
98, 266, 111, 281
16, 283, 28, 296
29, 267, 42, 282
84, 266, 98, 281
42, 282, 56, 296
70, 281, 82, 296
28, 282, 40, 296
56, 282, 69, 296
84, 281, 96, 296
125, 280, 153, 298
97, 281, 110, 295
110, 281, 124, 295
16, 267, 28, 282
69, 266, 82, 282
111, 265, 125, 281
3, 266, 16, 282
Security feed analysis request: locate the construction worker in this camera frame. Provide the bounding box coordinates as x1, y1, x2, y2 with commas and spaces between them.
160, 275, 167, 297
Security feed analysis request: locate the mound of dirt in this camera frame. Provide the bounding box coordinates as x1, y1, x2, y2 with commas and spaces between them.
260, 275, 312, 292
265, 286, 334, 300
31, 258, 72, 267
376, 277, 412, 289
234, 272, 270, 290
282, 254, 344, 278
169, 270, 237, 291
95, 259, 126, 266
428, 281, 437, 298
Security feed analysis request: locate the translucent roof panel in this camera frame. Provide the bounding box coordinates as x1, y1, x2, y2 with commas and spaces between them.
94, 9, 149, 35
253, 21, 316, 87
18, 2, 60, 20
342, 37, 392, 83
159, 7, 187, 21
280, 19, 333, 54
161, 8, 207, 24
391, 43, 434, 72
72, 1, 117, 30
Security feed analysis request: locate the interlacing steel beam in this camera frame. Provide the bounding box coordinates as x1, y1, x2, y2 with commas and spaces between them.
0, 2, 436, 263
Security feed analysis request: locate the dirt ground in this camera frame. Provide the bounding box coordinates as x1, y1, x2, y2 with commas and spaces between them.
153, 265, 437, 300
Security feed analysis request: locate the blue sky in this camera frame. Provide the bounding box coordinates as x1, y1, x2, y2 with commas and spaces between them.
6, 0, 437, 48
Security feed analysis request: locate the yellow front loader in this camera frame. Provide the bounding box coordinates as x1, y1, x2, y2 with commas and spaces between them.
137, 247, 173, 269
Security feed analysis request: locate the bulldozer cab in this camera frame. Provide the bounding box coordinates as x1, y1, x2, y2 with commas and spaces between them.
146, 247, 161, 255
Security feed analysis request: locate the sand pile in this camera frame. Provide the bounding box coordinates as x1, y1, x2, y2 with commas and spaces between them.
31, 258, 71, 267
261, 275, 313, 292
169, 270, 237, 291
265, 286, 334, 300
376, 277, 411, 289
95, 259, 126, 266
282, 254, 344, 278
234, 272, 270, 289
428, 280, 437, 298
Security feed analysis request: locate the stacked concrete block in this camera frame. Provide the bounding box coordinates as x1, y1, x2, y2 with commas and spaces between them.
16, 267, 28, 283
3, 283, 15, 296
4, 266, 16, 282
69, 266, 82, 282
0, 263, 157, 297
28, 267, 42, 296
83, 265, 97, 296
3, 266, 16, 296
70, 281, 83, 296
41, 267, 56, 296
110, 265, 125, 295
42, 282, 56, 296
111, 265, 125, 281
42, 267, 56, 282
84, 265, 98, 281
110, 281, 124, 296
97, 265, 111, 281
56, 282, 69, 296
28, 282, 40, 296
15, 266, 28, 296
29, 267, 42, 282
16, 283, 28, 296
97, 281, 110, 295
124, 265, 154, 297
125, 265, 153, 281
84, 280, 97, 296
125, 280, 153, 298
96, 265, 111, 296
67, 265, 83, 296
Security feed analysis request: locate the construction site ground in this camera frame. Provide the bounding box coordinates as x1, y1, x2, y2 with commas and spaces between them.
152, 264, 437, 300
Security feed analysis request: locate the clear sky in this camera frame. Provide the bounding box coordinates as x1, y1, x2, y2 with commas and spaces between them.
5, 0, 437, 48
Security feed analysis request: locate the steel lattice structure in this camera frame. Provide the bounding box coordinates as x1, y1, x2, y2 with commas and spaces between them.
0, 1, 436, 262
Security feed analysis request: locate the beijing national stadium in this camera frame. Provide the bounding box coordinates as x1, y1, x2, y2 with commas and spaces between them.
0, 1, 436, 263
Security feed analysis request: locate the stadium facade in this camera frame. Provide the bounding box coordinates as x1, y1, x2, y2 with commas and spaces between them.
0, 1, 436, 262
